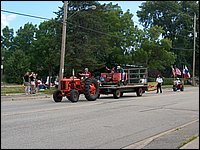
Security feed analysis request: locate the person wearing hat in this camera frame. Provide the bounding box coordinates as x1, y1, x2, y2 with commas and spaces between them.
116, 65, 125, 82
79, 68, 91, 79
175, 77, 181, 85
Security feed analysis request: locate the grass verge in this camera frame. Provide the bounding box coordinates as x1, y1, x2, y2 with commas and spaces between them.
177, 135, 198, 149
1, 86, 57, 95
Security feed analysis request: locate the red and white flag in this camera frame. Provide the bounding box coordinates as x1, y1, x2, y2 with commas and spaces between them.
183, 65, 190, 78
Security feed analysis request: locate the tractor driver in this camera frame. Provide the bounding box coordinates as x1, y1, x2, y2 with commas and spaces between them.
79, 68, 91, 79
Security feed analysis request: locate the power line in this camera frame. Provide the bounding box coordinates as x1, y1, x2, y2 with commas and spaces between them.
1, 9, 128, 39
1, 9, 197, 40
67, 21, 119, 38
1, 9, 196, 52
1, 9, 50, 20
171, 48, 194, 51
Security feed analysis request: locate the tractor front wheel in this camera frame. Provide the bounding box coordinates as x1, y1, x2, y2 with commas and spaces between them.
70, 90, 79, 103
53, 90, 63, 102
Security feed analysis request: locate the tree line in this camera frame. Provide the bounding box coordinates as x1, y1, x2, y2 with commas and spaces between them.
1, 1, 199, 84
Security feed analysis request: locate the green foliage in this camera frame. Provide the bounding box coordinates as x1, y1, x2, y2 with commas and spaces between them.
1, 26, 14, 50
132, 26, 176, 70
4, 49, 30, 83
1, 1, 198, 84
35, 19, 62, 78
137, 1, 199, 77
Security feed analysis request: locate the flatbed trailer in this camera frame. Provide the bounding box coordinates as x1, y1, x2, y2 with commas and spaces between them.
98, 67, 148, 99
99, 84, 148, 99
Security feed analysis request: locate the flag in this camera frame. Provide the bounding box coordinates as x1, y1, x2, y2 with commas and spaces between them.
171, 66, 175, 77
175, 67, 181, 76
183, 65, 190, 78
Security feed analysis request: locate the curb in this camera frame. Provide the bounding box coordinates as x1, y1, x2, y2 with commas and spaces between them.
180, 136, 199, 149
1, 93, 52, 101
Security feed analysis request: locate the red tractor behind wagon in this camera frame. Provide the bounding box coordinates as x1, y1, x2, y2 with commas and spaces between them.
53, 73, 99, 103
100, 72, 128, 86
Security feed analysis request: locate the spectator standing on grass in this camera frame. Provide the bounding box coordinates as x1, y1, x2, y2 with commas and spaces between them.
23, 72, 30, 95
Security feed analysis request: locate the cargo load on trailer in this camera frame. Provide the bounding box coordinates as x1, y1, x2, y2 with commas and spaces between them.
98, 65, 148, 99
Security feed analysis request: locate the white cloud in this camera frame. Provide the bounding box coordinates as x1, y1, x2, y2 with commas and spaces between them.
1, 13, 17, 27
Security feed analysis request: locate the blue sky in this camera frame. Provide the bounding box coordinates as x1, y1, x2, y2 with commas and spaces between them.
1, 1, 144, 35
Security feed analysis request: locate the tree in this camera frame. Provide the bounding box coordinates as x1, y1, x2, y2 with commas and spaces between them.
137, 1, 199, 76
132, 26, 176, 71
34, 19, 62, 86
4, 49, 30, 83
1, 26, 14, 51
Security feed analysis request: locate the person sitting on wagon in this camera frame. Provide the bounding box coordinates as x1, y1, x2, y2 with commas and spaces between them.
105, 66, 115, 73
116, 65, 125, 82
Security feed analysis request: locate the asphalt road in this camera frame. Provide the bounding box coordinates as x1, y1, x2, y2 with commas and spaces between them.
1, 86, 199, 149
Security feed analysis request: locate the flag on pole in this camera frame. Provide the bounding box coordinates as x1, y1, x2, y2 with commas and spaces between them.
171, 66, 175, 77
183, 65, 190, 78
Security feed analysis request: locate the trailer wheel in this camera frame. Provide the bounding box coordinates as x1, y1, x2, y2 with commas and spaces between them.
70, 89, 79, 103
84, 78, 99, 101
53, 90, 63, 102
97, 93, 101, 99
113, 90, 121, 99
136, 88, 143, 96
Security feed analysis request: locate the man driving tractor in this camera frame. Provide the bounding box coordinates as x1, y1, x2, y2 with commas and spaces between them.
79, 68, 91, 80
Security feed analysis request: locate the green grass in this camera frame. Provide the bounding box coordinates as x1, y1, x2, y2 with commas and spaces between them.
177, 135, 198, 149
39, 87, 57, 95
1, 85, 57, 95
1, 86, 23, 95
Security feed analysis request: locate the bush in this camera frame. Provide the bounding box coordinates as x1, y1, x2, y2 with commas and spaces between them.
162, 78, 174, 85
148, 77, 191, 85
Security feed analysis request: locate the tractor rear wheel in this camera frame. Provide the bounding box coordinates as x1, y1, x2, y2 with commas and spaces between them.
84, 78, 99, 101
53, 90, 63, 102
70, 89, 79, 103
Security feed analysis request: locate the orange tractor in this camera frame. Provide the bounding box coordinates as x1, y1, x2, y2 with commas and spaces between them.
53, 72, 99, 103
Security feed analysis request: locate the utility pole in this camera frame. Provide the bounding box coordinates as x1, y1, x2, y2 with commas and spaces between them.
58, 1, 68, 89
192, 13, 196, 86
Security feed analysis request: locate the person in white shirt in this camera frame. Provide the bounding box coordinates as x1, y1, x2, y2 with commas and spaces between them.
156, 75, 163, 93
175, 78, 181, 85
